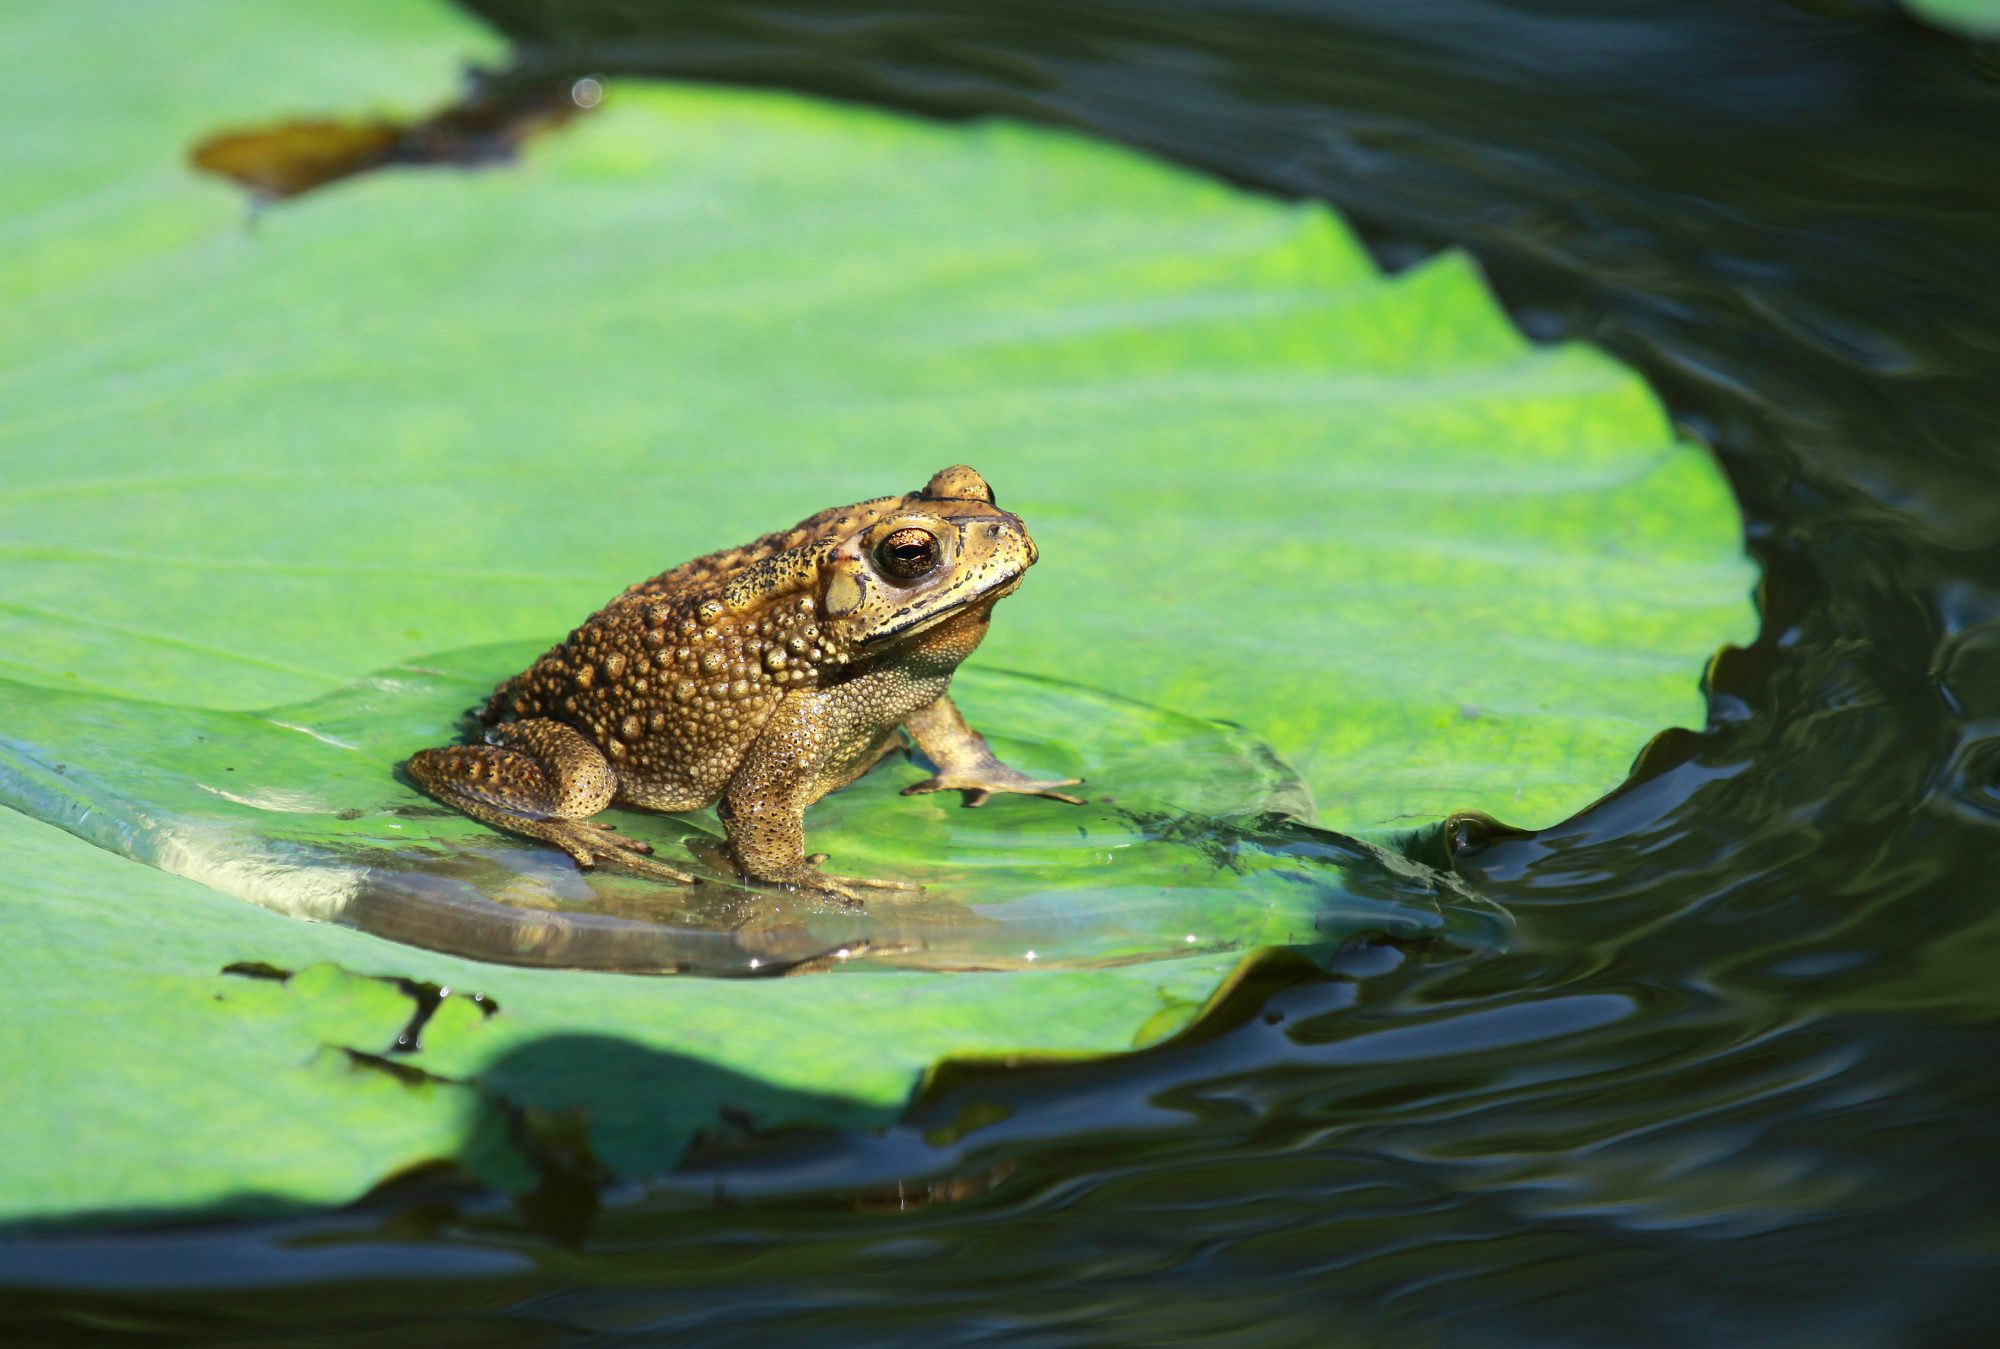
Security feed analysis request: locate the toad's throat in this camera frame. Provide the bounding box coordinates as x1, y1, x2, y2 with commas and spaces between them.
859, 574, 1023, 647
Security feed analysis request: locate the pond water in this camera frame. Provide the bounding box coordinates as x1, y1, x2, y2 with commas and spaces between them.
10, 0, 2000, 1341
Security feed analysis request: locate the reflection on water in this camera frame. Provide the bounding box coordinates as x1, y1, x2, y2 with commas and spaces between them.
10, 0, 2000, 1342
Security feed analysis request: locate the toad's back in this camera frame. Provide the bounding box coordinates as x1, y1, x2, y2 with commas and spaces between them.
476, 490, 916, 806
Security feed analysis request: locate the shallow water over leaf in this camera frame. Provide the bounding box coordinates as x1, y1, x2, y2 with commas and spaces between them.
0, 647, 1504, 974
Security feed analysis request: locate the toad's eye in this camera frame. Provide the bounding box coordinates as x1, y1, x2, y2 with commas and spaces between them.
876, 527, 941, 580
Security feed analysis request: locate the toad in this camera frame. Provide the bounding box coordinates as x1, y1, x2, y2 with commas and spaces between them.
407, 466, 1081, 900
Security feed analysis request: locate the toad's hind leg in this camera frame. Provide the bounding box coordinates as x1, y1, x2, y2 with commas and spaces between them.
406, 718, 695, 884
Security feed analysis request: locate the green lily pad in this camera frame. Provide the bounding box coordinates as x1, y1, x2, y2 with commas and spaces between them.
0, 0, 1754, 1223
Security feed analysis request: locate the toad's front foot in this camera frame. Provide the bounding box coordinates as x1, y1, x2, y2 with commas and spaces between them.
900, 695, 1087, 809
901, 767, 1085, 809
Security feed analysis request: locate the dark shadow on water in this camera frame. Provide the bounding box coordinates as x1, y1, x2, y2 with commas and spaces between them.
0, 1033, 904, 1336
0, 953, 1401, 1338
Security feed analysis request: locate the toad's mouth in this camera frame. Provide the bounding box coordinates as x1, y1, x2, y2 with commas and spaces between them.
860, 573, 1025, 647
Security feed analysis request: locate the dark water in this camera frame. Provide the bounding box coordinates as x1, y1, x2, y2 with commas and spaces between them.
11, 1, 2000, 1342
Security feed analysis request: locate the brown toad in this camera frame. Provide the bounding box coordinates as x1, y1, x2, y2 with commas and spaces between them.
406, 466, 1081, 900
